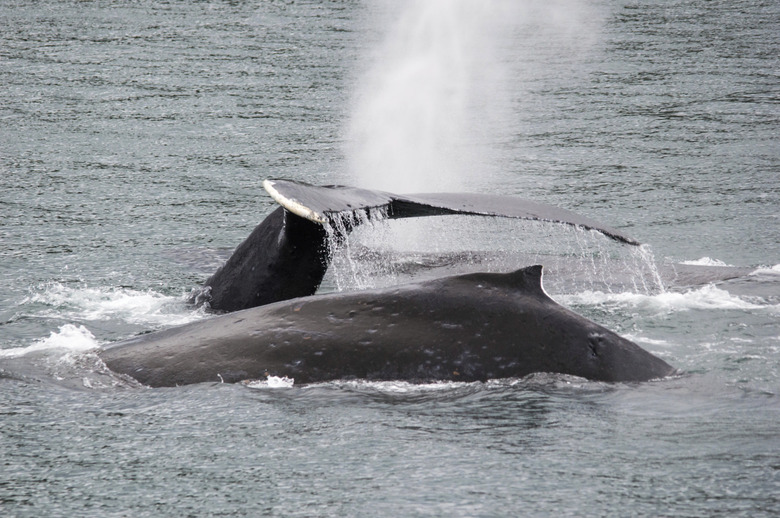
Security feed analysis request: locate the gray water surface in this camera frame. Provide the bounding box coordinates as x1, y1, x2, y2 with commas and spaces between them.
1, 1, 779, 516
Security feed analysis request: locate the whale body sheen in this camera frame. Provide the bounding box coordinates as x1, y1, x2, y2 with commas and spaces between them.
101, 266, 675, 387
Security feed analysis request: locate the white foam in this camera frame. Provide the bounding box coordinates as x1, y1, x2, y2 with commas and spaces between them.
27, 283, 204, 327
308, 376, 599, 392
243, 376, 295, 389
750, 264, 780, 276
561, 284, 774, 313
0, 324, 99, 359
680, 257, 733, 267
324, 379, 471, 393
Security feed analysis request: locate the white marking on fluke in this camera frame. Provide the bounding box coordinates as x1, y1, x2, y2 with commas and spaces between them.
538, 265, 552, 300
263, 179, 326, 224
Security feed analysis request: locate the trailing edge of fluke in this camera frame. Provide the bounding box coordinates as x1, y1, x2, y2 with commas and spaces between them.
262, 179, 640, 245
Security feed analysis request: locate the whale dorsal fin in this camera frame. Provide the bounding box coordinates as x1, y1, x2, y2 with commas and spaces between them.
451, 265, 553, 302
507, 265, 550, 299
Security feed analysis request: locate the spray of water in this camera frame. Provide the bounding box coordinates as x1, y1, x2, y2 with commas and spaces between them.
345, 0, 604, 193
346, 0, 512, 192
321, 207, 391, 292
339, 2, 655, 293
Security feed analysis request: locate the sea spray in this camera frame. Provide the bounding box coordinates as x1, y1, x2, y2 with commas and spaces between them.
570, 228, 665, 295
632, 244, 665, 294
346, 0, 514, 193
346, 0, 606, 194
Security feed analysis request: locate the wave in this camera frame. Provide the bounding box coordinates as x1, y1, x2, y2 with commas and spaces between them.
243, 376, 296, 389
559, 284, 778, 314
3, 283, 206, 359
24, 283, 206, 327
680, 257, 733, 267
678, 258, 780, 278
0, 324, 99, 359
0, 323, 142, 389
750, 264, 780, 276
242, 375, 607, 395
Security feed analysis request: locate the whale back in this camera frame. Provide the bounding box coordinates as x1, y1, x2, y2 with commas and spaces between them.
103, 266, 674, 387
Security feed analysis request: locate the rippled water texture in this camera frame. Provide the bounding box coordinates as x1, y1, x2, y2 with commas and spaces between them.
1, 1, 779, 516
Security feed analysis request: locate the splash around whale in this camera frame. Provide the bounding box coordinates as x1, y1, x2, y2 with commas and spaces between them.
98, 180, 675, 387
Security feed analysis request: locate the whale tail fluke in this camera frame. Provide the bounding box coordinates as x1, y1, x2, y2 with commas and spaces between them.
263, 179, 641, 246
199, 180, 641, 312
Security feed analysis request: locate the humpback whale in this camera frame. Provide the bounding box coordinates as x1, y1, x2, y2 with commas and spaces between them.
198, 180, 640, 313
97, 180, 675, 386
100, 266, 675, 386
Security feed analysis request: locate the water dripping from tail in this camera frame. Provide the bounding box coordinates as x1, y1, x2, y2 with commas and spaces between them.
321, 207, 392, 292
568, 226, 665, 296
320, 216, 665, 297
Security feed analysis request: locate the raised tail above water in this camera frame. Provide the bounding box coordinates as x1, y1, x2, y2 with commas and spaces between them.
198, 179, 640, 312
263, 179, 640, 246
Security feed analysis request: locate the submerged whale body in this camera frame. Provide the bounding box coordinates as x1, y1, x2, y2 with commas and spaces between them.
100, 266, 675, 387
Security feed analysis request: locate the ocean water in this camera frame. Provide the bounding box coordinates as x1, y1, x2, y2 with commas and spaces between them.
1, 0, 779, 516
